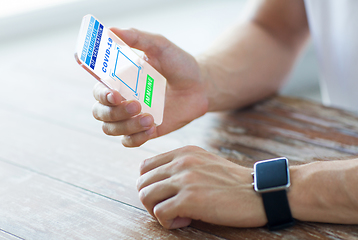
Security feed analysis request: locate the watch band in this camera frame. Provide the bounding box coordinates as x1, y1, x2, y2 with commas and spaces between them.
262, 190, 295, 231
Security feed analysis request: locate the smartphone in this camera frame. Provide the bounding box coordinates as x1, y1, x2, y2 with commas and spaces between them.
75, 14, 166, 125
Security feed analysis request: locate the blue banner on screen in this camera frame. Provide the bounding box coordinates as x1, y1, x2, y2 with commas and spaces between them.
82, 19, 103, 69
80, 16, 95, 62
90, 24, 103, 69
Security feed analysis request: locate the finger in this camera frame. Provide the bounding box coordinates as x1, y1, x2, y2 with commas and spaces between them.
92, 100, 141, 122
110, 28, 169, 59
136, 165, 171, 191
153, 196, 192, 229
137, 149, 179, 175
166, 217, 192, 230
138, 146, 201, 175
121, 125, 157, 148
102, 113, 155, 136
93, 82, 123, 106
138, 178, 178, 218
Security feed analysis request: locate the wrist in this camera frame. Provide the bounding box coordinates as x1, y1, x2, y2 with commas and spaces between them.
195, 55, 219, 112
252, 158, 295, 230
232, 166, 268, 227
286, 165, 303, 221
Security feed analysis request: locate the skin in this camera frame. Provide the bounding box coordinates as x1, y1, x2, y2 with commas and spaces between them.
136, 146, 266, 229
137, 146, 358, 229
92, 0, 308, 147
92, 0, 358, 229
92, 28, 208, 147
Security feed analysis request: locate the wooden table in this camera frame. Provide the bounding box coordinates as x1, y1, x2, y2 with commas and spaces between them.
1, 87, 358, 239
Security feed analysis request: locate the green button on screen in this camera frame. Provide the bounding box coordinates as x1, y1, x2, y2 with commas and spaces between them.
144, 74, 154, 107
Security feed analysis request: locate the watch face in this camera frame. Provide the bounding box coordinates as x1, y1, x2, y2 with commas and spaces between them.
254, 157, 290, 192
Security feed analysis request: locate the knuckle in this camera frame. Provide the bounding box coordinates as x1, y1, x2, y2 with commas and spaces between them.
102, 123, 118, 136
153, 204, 164, 220
123, 132, 148, 148
92, 83, 102, 98
176, 156, 198, 170
128, 28, 140, 46
154, 33, 167, 42
136, 177, 142, 191
154, 35, 170, 53
180, 187, 198, 206
184, 171, 197, 183
121, 135, 134, 147
92, 102, 115, 121
152, 32, 168, 44
106, 108, 118, 122
178, 171, 198, 185
176, 199, 188, 215
94, 88, 109, 104
127, 27, 138, 33
102, 123, 111, 135
103, 120, 132, 136
138, 188, 147, 205
181, 145, 202, 153
92, 105, 100, 120
139, 158, 150, 175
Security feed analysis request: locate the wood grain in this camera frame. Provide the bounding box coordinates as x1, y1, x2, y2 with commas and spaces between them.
2, 93, 358, 239
0, 160, 225, 240
2, 6, 357, 239
1, 33, 358, 238
188, 96, 358, 239
207, 96, 358, 166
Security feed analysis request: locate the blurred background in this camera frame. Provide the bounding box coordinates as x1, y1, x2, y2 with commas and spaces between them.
0, 0, 321, 109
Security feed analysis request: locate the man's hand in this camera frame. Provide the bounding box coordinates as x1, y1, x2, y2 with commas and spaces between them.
92, 28, 209, 147
136, 146, 267, 229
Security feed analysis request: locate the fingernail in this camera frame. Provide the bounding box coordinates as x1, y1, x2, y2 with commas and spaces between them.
107, 93, 115, 104
126, 101, 139, 114
145, 126, 155, 135
142, 53, 149, 62
140, 115, 153, 127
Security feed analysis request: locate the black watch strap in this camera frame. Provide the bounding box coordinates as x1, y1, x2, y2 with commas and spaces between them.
262, 190, 295, 231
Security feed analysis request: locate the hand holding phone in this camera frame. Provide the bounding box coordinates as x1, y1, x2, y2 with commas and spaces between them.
75, 15, 209, 147
75, 14, 166, 125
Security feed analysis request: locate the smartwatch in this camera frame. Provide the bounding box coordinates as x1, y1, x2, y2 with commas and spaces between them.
252, 157, 295, 231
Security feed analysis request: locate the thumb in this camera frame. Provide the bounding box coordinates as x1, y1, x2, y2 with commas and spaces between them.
109, 27, 169, 60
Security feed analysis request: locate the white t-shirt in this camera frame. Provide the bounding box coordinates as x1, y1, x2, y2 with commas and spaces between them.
304, 0, 358, 112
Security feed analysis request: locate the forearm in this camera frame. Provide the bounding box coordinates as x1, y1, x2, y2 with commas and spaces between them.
197, 21, 308, 112
289, 159, 358, 224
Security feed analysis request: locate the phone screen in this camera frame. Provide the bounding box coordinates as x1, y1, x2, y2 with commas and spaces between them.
75, 14, 166, 125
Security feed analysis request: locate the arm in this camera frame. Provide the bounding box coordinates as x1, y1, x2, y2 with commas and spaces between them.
92, 0, 309, 146
199, 0, 309, 111
136, 146, 358, 229
289, 159, 358, 224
